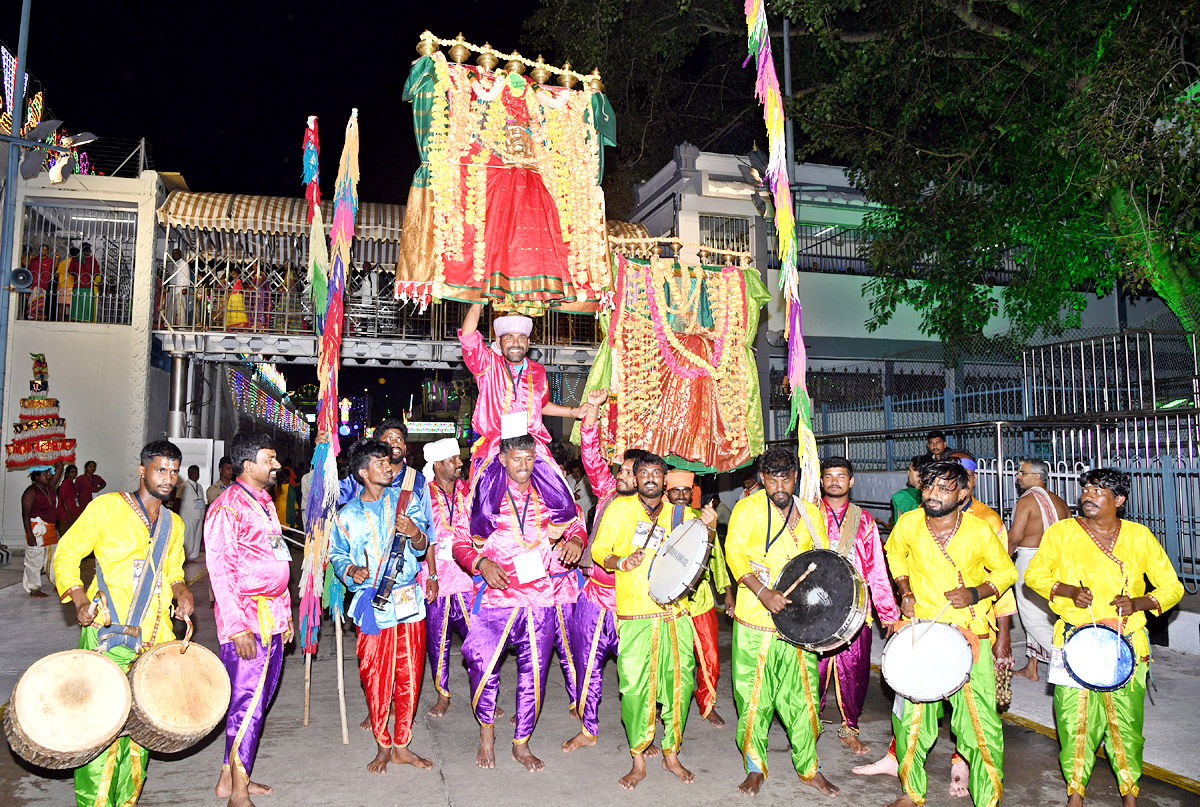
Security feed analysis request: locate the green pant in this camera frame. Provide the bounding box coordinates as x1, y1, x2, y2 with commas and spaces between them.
731, 623, 821, 780
73, 627, 147, 807
893, 637, 1004, 807
1054, 661, 1147, 799
616, 614, 695, 755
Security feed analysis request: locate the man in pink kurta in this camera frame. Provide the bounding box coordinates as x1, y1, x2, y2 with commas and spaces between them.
451, 430, 586, 773
816, 457, 899, 754
203, 432, 292, 807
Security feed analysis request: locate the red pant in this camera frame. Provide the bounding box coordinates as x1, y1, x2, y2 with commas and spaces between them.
357, 621, 426, 747
692, 607, 720, 717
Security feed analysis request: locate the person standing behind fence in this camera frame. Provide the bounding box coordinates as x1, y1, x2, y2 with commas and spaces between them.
165, 248, 193, 327
71, 243, 99, 322
1008, 457, 1070, 681
890, 455, 932, 528
55, 246, 78, 320
926, 430, 951, 460
27, 243, 55, 320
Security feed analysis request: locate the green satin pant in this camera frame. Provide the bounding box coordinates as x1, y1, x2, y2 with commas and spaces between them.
616, 614, 695, 755
1054, 661, 1147, 798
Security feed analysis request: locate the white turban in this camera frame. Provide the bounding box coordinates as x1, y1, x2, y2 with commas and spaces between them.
422, 437, 461, 481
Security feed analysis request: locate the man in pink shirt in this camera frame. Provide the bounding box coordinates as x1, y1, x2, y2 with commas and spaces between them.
816, 457, 899, 754
204, 431, 293, 807
419, 437, 475, 718
458, 303, 583, 543
75, 460, 107, 506
453, 427, 587, 774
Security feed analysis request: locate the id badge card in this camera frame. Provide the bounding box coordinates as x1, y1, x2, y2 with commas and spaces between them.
268, 532, 292, 562
392, 584, 421, 620
131, 559, 163, 593
513, 550, 547, 584
1048, 646, 1083, 689
632, 521, 652, 550
749, 560, 771, 589
437, 536, 453, 561
646, 525, 665, 554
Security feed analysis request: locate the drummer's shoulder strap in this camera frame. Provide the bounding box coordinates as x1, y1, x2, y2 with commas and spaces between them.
796, 500, 823, 547
672, 503, 684, 530
836, 503, 862, 558
97, 493, 173, 652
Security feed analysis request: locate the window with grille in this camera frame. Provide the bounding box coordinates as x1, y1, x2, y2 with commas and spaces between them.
699, 215, 751, 255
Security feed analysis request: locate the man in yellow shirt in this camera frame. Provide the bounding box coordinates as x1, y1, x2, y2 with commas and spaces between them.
591, 453, 714, 790
885, 460, 1016, 807
1024, 468, 1182, 807
54, 440, 194, 807
724, 447, 839, 798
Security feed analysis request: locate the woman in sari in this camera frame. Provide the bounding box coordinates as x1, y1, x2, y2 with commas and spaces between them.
224, 267, 248, 329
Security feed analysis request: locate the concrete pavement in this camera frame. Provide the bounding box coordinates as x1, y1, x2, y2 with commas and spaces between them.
2, 552, 1196, 806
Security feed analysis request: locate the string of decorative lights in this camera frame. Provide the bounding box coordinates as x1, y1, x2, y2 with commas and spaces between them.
227, 368, 307, 435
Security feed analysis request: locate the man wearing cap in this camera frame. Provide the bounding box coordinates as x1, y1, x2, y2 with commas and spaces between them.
665, 469, 731, 728
452, 423, 588, 773
419, 436, 474, 718
561, 390, 647, 753
459, 303, 583, 545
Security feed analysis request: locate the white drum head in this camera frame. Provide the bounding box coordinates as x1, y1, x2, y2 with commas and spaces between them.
13, 650, 131, 754
647, 519, 710, 606
882, 622, 973, 702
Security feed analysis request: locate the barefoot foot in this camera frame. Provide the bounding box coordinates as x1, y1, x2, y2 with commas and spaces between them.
645, 743, 661, 758
662, 752, 695, 783
512, 742, 545, 772
427, 694, 451, 718
949, 759, 969, 797
738, 772, 765, 796
705, 710, 726, 727
618, 755, 647, 790
884, 796, 921, 807
510, 714, 517, 726
391, 746, 433, 770
477, 725, 496, 769
360, 715, 372, 731
562, 731, 597, 753
367, 745, 391, 774
853, 754, 898, 777
216, 767, 272, 798
801, 772, 840, 797
841, 733, 871, 755
1015, 661, 1040, 681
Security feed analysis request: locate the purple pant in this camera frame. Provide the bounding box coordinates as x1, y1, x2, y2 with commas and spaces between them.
462, 605, 555, 743
568, 594, 619, 737
554, 600, 580, 708
219, 633, 284, 779
817, 624, 872, 731
426, 592, 472, 699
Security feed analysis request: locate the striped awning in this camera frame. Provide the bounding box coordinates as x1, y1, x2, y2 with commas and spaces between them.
157, 191, 405, 265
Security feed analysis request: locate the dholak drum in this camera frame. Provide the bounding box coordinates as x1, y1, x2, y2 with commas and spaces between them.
882, 621, 973, 702
1063, 624, 1135, 691
3, 649, 132, 769
124, 638, 231, 753
770, 549, 868, 651
647, 519, 712, 607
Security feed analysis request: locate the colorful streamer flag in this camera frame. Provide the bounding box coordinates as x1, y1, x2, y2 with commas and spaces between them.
299, 110, 360, 652
744, 1, 818, 500
302, 116, 330, 326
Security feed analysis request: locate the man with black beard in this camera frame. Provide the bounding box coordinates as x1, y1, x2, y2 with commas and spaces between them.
882, 460, 1016, 807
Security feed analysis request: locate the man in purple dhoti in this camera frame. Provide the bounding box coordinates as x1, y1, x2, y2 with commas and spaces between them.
458, 303, 585, 542
562, 390, 644, 753
452, 426, 587, 772
205, 431, 293, 807
815, 457, 899, 755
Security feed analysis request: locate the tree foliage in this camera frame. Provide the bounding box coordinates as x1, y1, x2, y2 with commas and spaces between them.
779, 0, 1200, 339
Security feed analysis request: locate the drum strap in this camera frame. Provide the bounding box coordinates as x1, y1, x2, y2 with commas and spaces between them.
672, 504, 684, 530
835, 503, 861, 559
797, 502, 822, 547
96, 493, 173, 653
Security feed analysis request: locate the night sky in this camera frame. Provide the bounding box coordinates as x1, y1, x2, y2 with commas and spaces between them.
3, 1, 540, 202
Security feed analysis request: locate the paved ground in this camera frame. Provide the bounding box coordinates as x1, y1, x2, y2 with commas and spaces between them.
2, 549, 1196, 806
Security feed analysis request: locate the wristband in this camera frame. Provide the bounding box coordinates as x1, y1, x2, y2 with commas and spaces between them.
616, 557, 627, 572
969, 586, 981, 605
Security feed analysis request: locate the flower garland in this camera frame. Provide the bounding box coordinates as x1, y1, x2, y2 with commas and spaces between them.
641, 261, 735, 380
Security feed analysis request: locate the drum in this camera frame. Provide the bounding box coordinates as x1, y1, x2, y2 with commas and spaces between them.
882, 621, 973, 702
646, 518, 712, 607
770, 549, 868, 651
124, 637, 231, 753
3, 649, 132, 769
1062, 623, 1135, 692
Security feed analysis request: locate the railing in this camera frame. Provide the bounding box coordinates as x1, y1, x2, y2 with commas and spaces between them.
795, 414, 1200, 592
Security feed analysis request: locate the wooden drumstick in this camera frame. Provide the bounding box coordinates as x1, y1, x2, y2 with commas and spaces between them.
914, 600, 955, 645
781, 563, 818, 598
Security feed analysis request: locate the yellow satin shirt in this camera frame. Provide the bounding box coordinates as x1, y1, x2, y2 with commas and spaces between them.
591, 495, 698, 617
886, 508, 1017, 636
1023, 518, 1183, 659
54, 492, 187, 643
725, 490, 824, 631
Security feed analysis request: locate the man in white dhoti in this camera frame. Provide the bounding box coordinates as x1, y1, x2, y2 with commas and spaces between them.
175, 463, 209, 560
1008, 457, 1070, 680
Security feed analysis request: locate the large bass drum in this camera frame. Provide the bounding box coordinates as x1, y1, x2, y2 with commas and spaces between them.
124, 638, 231, 753
646, 519, 712, 607
770, 549, 868, 652
882, 621, 973, 702
3, 649, 132, 769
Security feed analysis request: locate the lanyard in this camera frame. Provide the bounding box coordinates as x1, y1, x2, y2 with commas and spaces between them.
131, 492, 159, 536
507, 489, 533, 537
437, 484, 457, 525
504, 360, 527, 401
235, 481, 277, 524
765, 499, 795, 554
828, 501, 848, 529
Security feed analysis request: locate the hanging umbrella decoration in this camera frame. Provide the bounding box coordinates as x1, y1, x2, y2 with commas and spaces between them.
744, 0, 819, 501
299, 110, 359, 742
